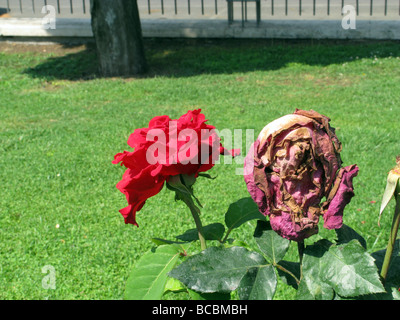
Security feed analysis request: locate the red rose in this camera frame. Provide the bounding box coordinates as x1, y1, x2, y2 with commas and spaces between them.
112, 109, 239, 226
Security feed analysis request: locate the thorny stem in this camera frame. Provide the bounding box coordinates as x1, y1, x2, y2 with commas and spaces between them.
298, 240, 305, 281
182, 196, 207, 251
380, 188, 400, 283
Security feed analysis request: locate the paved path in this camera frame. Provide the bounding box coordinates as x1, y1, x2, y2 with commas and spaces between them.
1, 0, 399, 21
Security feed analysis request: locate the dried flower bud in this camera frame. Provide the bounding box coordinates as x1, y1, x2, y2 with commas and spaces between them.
379, 156, 400, 225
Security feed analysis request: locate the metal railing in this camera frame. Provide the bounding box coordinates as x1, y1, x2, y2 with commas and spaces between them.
138, 0, 400, 17
267, 0, 400, 16
1, 0, 88, 14
1, 0, 399, 19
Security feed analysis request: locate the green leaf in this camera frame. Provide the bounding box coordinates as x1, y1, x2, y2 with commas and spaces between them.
237, 265, 277, 300
355, 284, 400, 300
335, 283, 400, 300
124, 245, 182, 300
169, 246, 266, 294
372, 240, 400, 285
335, 224, 367, 249
176, 223, 225, 242
297, 240, 334, 300
253, 220, 290, 264
320, 240, 385, 297
197, 173, 217, 180
164, 277, 186, 293
151, 238, 188, 246
224, 239, 253, 250
224, 197, 265, 231
298, 239, 386, 299
276, 260, 300, 289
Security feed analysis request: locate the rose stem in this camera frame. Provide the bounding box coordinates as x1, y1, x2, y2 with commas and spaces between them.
182, 196, 207, 251
298, 240, 305, 280
380, 188, 400, 283
274, 264, 300, 285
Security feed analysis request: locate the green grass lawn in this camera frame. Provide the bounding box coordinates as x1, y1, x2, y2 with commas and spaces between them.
1, 38, 399, 300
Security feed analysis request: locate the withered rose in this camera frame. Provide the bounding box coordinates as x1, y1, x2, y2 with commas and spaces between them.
244, 109, 359, 241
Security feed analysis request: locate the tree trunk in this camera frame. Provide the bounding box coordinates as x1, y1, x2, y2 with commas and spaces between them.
90, 0, 147, 76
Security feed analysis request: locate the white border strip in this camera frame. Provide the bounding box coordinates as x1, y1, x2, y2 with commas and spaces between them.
0, 18, 399, 39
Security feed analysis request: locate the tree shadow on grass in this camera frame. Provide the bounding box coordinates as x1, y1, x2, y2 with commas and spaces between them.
23, 42, 99, 81
23, 38, 400, 81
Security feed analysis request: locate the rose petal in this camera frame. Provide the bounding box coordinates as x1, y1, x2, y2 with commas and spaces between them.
116, 167, 165, 225
323, 164, 359, 230
269, 211, 318, 241
113, 109, 237, 226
